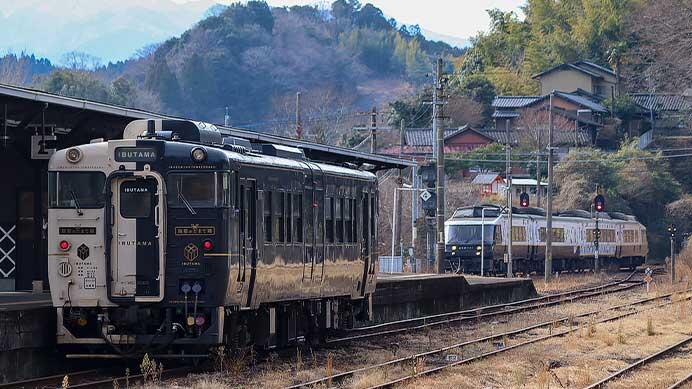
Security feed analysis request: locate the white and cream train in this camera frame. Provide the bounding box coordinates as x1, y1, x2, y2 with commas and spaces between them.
445, 205, 647, 274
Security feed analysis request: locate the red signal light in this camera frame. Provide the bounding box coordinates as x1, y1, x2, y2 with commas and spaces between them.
59, 240, 71, 251
202, 240, 213, 251
594, 194, 605, 212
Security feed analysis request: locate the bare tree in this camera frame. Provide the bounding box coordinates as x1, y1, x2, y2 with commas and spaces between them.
0, 56, 29, 86
624, 0, 692, 93
515, 106, 573, 208
61, 51, 102, 70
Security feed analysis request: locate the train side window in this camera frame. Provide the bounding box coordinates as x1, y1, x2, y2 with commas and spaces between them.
511, 226, 526, 241
494, 225, 502, 242
326, 197, 334, 243
278, 192, 285, 242
305, 194, 313, 243
345, 199, 353, 243
370, 196, 376, 243
286, 194, 293, 243
336, 197, 344, 243
362, 195, 369, 243
294, 194, 303, 242
264, 191, 273, 242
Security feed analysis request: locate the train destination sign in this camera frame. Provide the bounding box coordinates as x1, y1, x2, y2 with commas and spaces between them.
114, 147, 158, 162
59, 227, 97, 235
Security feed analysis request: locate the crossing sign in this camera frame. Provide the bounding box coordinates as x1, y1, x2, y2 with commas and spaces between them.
420, 190, 432, 202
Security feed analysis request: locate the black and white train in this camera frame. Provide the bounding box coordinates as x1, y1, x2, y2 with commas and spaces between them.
445, 205, 648, 274
47, 119, 378, 357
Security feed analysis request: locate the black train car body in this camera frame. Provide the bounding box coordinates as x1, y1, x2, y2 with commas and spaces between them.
47, 119, 378, 356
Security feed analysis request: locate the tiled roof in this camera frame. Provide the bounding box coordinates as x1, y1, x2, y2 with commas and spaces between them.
405, 128, 462, 146
532, 61, 614, 80
630, 94, 691, 112
492, 110, 520, 118
554, 91, 608, 113
404, 125, 493, 147
472, 173, 503, 185
480, 129, 592, 146
573, 60, 616, 77
492, 96, 543, 108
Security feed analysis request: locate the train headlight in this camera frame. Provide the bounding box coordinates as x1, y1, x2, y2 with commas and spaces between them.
59, 240, 71, 251
195, 316, 206, 326
191, 147, 207, 162
66, 147, 82, 163
452, 245, 457, 251
476, 245, 482, 250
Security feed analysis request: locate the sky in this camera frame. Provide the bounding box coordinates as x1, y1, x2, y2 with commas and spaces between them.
198, 0, 526, 45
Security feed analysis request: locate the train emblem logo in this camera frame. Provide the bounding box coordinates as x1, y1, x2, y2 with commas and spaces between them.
184, 243, 199, 262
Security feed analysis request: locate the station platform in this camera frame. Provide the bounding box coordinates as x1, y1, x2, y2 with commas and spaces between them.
0, 292, 59, 382
371, 273, 537, 324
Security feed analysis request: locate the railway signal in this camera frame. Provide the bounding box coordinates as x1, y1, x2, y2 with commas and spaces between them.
594, 194, 605, 212
519, 192, 529, 207
668, 224, 677, 283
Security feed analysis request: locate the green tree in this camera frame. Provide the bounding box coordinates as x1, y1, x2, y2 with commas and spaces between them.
43, 70, 111, 102
145, 58, 182, 111
457, 74, 496, 119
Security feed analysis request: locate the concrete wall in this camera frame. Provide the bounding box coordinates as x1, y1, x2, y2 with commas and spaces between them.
0, 307, 60, 382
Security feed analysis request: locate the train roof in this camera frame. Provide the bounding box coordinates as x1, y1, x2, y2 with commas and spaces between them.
447, 204, 640, 224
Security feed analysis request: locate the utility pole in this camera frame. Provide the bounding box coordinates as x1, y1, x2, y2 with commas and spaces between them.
668, 224, 677, 284
545, 92, 554, 281
434, 57, 446, 274
224, 106, 230, 126
394, 119, 405, 260
506, 119, 513, 277
295, 92, 302, 139
370, 106, 377, 154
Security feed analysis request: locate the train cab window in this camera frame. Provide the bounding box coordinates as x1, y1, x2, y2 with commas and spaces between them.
494, 225, 502, 242
167, 173, 228, 208
48, 171, 106, 208
264, 191, 273, 242
294, 194, 303, 242
326, 197, 334, 243
345, 199, 353, 243
336, 198, 344, 243
119, 180, 154, 218
277, 192, 285, 242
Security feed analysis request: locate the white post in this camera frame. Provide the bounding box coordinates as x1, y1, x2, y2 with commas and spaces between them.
481, 208, 486, 276
390, 188, 397, 271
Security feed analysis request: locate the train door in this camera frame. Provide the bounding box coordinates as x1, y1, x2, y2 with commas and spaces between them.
314, 170, 325, 282
359, 191, 370, 295
110, 173, 165, 302
238, 179, 256, 287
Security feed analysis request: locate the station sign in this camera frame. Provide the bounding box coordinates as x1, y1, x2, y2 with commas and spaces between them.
30, 135, 57, 159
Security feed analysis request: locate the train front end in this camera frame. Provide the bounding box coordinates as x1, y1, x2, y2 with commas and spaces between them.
48, 127, 232, 357
444, 207, 502, 274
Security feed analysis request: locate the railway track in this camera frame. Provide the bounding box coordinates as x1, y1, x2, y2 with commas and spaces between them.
287, 288, 688, 389
329, 270, 642, 345
585, 336, 692, 389
0, 364, 194, 389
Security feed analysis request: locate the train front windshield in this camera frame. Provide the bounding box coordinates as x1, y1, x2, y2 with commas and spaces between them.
445, 225, 495, 244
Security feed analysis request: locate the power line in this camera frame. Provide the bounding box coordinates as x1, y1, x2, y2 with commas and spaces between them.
444, 152, 692, 164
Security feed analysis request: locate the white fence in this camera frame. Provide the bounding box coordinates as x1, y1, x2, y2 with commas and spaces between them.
638, 129, 654, 149
379, 256, 403, 273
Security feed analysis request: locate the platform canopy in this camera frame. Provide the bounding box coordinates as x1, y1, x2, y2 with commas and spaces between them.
0, 83, 415, 171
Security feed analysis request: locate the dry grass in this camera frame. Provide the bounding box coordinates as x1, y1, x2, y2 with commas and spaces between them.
400, 291, 692, 389
533, 271, 611, 294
